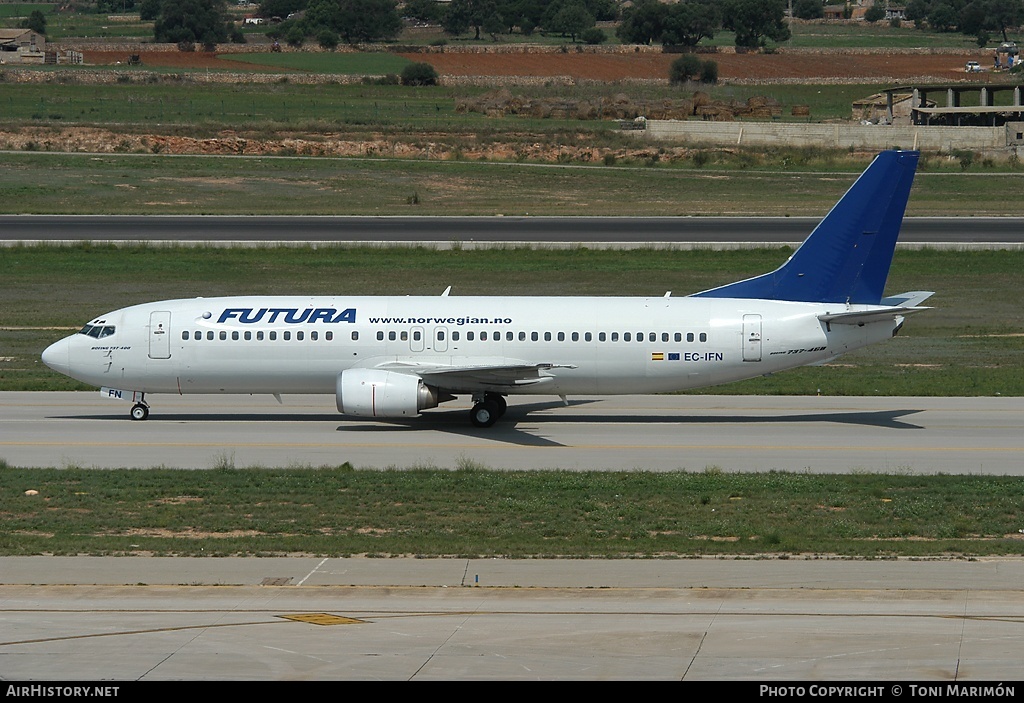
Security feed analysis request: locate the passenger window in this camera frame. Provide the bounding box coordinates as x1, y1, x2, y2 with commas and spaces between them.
557, 332, 565, 342
377, 331, 384, 341
232, 331, 239, 341
269, 331, 277, 341
531, 332, 539, 341
687, 333, 695, 342
585, 332, 592, 342
438, 331, 446, 341
506, 331, 513, 341
257, 331, 264, 341
412, 330, 420, 341
544, 332, 552, 341
245, 331, 252, 341
311, 331, 318, 341
283, 331, 291, 341
674, 333, 682, 342
519, 331, 526, 341
572, 332, 579, 342
468, 331, 475, 341
182, 331, 189, 340
352, 331, 359, 341
611, 332, 619, 342
700, 333, 708, 342
599, 332, 606, 342
388, 331, 396, 341
624, 332, 631, 342
452, 331, 460, 341
400, 331, 407, 341
207, 331, 214, 340
662, 333, 669, 342
297, 331, 304, 341
480, 331, 487, 341
326, 331, 333, 341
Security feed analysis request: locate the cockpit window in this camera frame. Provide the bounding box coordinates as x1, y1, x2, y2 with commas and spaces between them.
79, 324, 115, 338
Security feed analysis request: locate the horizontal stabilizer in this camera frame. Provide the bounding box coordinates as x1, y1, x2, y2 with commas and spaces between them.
880, 291, 935, 308
818, 306, 930, 326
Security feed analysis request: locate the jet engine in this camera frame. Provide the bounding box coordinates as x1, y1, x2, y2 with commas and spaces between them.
336, 368, 441, 418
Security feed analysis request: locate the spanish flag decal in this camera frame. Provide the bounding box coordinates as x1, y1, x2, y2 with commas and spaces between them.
651, 352, 665, 361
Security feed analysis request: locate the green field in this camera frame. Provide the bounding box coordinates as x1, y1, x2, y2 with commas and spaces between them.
0, 151, 1023, 217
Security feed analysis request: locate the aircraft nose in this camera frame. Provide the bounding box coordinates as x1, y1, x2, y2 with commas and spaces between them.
41, 338, 71, 375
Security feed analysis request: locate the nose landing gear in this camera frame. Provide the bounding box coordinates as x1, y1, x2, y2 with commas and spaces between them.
130, 395, 150, 421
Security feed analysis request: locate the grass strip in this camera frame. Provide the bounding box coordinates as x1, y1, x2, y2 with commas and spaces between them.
2, 465, 1022, 558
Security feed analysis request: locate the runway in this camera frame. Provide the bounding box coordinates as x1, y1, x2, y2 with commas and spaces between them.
1, 557, 1023, 680
2, 392, 1021, 473
1, 215, 1023, 248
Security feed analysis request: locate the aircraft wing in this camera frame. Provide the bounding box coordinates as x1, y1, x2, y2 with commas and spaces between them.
365, 359, 577, 391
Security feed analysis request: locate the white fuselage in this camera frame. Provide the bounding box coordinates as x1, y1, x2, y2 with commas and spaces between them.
43, 295, 901, 397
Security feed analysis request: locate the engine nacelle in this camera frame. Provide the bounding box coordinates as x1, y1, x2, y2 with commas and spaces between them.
336, 368, 441, 418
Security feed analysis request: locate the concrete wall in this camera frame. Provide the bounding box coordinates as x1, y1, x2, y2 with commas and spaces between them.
644, 120, 1006, 153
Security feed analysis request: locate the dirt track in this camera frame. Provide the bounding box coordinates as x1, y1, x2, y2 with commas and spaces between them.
82, 49, 991, 83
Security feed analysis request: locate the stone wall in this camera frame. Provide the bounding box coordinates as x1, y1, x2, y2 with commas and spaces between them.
644, 120, 1009, 154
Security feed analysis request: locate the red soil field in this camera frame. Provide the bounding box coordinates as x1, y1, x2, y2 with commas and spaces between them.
82, 48, 989, 83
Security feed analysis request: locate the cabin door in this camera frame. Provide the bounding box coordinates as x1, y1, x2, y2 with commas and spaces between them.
149, 311, 171, 359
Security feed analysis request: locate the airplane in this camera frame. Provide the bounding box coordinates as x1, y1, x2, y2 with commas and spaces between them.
41, 150, 932, 428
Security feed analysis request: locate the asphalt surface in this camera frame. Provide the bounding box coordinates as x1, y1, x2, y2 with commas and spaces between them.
2, 392, 1021, 473
1, 215, 1023, 247
2, 557, 1023, 681
4, 393, 1023, 680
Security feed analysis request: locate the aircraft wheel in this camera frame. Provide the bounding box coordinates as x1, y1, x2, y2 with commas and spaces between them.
130, 403, 149, 421
470, 401, 499, 428
487, 393, 507, 417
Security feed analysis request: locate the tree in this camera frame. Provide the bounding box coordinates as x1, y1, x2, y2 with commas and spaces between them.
669, 54, 702, 83
927, 2, 959, 32
22, 10, 47, 35
442, 0, 502, 40
616, 0, 667, 44
543, 0, 596, 42
661, 0, 722, 48
669, 54, 717, 84
404, 0, 445, 24
318, 28, 339, 49
152, 0, 230, 45
257, 0, 309, 19
969, 0, 1024, 42
864, 4, 886, 22
793, 0, 824, 20
139, 0, 161, 21
724, 0, 790, 49
400, 62, 439, 85
305, 0, 402, 43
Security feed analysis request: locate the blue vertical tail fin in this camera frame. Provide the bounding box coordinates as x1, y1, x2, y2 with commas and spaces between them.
693, 150, 919, 305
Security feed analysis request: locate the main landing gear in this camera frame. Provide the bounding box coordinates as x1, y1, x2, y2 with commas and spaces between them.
469, 392, 506, 428
130, 394, 150, 421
